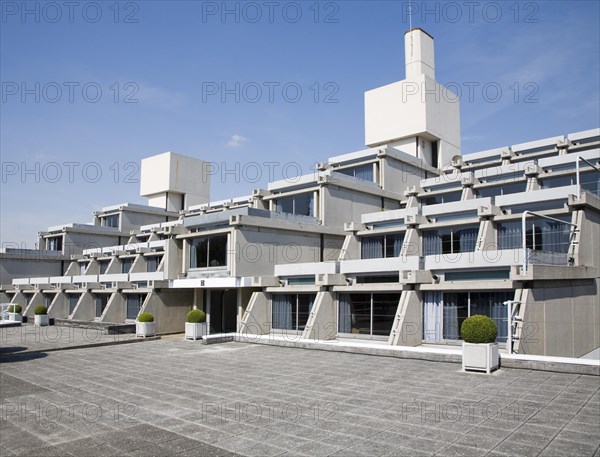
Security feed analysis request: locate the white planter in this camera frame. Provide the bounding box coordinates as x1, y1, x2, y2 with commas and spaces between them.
8, 313, 23, 322
462, 342, 499, 374
185, 322, 208, 340
34, 315, 49, 326
136, 321, 156, 338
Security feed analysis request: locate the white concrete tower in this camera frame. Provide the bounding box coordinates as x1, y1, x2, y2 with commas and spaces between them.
140, 151, 211, 212
364, 28, 461, 168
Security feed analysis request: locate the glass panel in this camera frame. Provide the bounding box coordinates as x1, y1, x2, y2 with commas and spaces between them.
121, 258, 133, 274
541, 175, 575, 189
191, 238, 208, 268
68, 294, 80, 315
361, 235, 383, 259
275, 196, 294, 214
294, 193, 313, 217
272, 294, 293, 330
99, 260, 109, 274
208, 236, 227, 267
348, 294, 371, 335
95, 295, 109, 318
146, 256, 158, 272
340, 164, 374, 182
423, 230, 441, 256
580, 171, 600, 197
126, 295, 142, 320
443, 293, 468, 340
371, 293, 399, 336
296, 294, 314, 331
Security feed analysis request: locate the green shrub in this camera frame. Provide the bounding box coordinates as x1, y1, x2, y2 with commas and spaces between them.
34, 305, 48, 315
186, 309, 206, 323
461, 315, 497, 344
137, 312, 154, 323
8, 305, 22, 314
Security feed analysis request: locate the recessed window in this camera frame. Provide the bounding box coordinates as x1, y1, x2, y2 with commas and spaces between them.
339, 164, 374, 182
274, 193, 314, 217
497, 218, 571, 253
102, 214, 120, 228
146, 256, 159, 272
338, 293, 399, 338
190, 235, 227, 268
126, 294, 144, 320
121, 258, 134, 274
361, 233, 404, 259
272, 294, 315, 331
423, 226, 478, 255
47, 236, 63, 251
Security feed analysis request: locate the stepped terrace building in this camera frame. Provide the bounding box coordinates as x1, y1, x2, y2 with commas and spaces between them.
2, 29, 599, 359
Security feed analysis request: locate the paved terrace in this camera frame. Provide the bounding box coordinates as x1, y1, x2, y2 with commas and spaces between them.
0, 336, 599, 457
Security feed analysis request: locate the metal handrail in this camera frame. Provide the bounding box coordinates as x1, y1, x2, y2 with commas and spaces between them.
521, 211, 577, 274
576, 155, 600, 200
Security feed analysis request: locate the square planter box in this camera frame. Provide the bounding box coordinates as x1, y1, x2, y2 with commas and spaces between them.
185, 322, 208, 340
136, 322, 156, 338
34, 315, 50, 326
8, 313, 23, 323
462, 342, 499, 374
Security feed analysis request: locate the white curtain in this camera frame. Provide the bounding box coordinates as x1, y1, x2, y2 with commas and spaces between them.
423, 292, 442, 342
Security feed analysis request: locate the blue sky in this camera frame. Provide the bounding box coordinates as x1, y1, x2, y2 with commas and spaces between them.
1, 0, 599, 247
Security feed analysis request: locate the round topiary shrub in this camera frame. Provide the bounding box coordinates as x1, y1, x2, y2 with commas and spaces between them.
461, 315, 497, 344
9, 305, 22, 314
137, 312, 154, 322
186, 309, 206, 323
34, 305, 48, 315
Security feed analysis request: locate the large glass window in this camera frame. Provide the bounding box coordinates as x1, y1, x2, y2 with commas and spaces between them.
339, 164, 374, 182
475, 181, 527, 199
146, 256, 159, 272
497, 218, 571, 253
338, 293, 399, 338
422, 226, 478, 255
126, 294, 144, 320
437, 291, 511, 343
274, 193, 314, 217
47, 236, 63, 251
421, 191, 462, 206
121, 258, 134, 274
95, 294, 109, 318
272, 294, 315, 331
68, 294, 80, 315
361, 233, 404, 259
580, 171, 600, 197
190, 235, 227, 268
102, 214, 120, 228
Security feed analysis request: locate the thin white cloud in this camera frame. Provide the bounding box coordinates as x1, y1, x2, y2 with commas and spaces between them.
226, 134, 249, 147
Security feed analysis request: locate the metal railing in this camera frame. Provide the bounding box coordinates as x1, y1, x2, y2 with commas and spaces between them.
521, 211, 577, 274
576, 155, 600, 200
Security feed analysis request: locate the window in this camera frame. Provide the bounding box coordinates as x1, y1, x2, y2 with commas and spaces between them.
421, 191, 462, 206
339, 164, 374, 182
361, 233, 404, 259
190, 235, 227, 268
580, 171, 600, 197
95, 295, 109, 318
126, 294, 144, 320
272, 294, 315, 331
338, 293, 399, 338
68, 294, 80, 315
102, 214, 120, 228
435, 291, 511, 343
99, 260, 109, 274
79, 263, 87, 275
47, 236, 63, 251
497, 217, 571, 253
146, 256, 159, 272
275, 193, 314, 217
422, 226, 478, 255
475, 181, 527, 199
540, 175, 575, 189
121, 258, 134, 274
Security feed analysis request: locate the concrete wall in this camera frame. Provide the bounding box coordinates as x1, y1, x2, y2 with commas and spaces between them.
141, 289, 194, 334
63, 231, 123, 256
0, 252, 65, 285
322, 186, 382, 227
23, 291, 43, 317
100, 293, 126, 322
238, 292, 270, 336
235, 229, 327, 277
71, 292, 96, 321
48, 292, 69, 319
521, 279, 599, 357
302, 291, 336, 341
382, 158, 426, 195
389, 290, 422, 347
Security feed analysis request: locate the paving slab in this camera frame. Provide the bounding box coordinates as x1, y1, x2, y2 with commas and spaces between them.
0, 339, 598, 456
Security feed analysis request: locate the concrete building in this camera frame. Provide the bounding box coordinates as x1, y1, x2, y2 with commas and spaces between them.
2, 29, 599, 358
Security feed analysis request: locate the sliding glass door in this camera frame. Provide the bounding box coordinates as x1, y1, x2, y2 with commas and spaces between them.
338, 293, 399, 339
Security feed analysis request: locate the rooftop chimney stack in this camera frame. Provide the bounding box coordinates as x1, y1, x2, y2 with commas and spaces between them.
404, 28, 435, 80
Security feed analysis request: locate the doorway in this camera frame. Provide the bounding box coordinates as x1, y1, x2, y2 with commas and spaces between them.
209, 289, 237, 333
